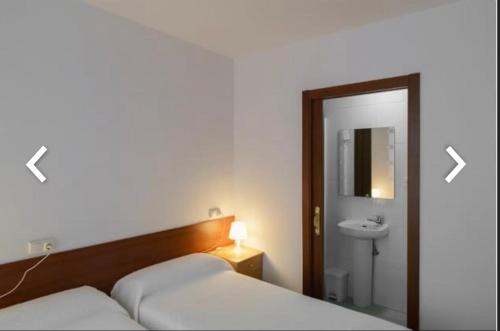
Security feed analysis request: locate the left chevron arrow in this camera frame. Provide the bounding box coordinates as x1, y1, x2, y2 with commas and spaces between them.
26, 146, 48, 183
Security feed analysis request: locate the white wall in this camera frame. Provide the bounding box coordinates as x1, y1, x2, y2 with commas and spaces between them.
324, 90, 407, 315
234, 0, 496, 329
0, 0, 234, 263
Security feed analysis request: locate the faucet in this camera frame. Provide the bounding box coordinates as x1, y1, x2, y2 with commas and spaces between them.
367, 215, 384, 225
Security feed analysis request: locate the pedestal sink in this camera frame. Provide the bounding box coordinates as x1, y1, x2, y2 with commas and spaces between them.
338, 219, 389, 308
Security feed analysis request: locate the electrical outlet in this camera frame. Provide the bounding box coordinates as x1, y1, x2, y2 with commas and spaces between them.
28, 238, 56, 255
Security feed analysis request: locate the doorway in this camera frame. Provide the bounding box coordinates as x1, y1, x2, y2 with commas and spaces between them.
302, 74, 420, 330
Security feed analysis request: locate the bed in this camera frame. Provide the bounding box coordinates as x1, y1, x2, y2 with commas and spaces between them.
112, 253, 407, 330
0, 286, 144, 330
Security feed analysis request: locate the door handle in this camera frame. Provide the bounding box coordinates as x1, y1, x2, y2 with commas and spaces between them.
313, 206, 321, 236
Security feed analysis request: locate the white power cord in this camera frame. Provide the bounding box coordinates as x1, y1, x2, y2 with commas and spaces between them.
0, 247, 53, 300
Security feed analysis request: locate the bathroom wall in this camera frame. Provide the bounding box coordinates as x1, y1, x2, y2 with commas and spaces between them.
234, 1, 496, 329
324, 89, 407, 314
0, 0, 234, 263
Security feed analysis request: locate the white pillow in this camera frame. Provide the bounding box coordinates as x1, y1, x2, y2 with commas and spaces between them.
111, 253, 232, 320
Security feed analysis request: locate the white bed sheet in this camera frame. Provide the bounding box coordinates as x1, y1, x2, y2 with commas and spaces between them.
112, 253, 407, 330
0, 286, 144, 330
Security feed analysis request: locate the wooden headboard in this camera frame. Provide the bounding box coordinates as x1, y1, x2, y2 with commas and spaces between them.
0, 216, 234, 309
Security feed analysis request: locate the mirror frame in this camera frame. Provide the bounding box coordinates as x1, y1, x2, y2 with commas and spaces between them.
337, 126, 396, 199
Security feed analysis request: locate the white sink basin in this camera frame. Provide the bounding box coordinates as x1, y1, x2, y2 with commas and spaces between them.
338, 219, 389, 240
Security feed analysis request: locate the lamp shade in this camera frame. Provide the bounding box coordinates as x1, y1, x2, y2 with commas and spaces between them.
229, 221, 247, 241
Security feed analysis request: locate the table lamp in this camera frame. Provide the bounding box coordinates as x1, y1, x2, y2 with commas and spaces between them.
229, 221, 247, 250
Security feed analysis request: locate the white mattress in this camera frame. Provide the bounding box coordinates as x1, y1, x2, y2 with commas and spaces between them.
0, 286, 144, 330
112, 253, 407, 330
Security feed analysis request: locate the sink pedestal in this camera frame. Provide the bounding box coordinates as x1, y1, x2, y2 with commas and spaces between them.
352, 239, 373, 308
337, 219, 389, 309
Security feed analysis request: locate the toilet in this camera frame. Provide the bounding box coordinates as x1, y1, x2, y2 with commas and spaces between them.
324, 267, 348, 303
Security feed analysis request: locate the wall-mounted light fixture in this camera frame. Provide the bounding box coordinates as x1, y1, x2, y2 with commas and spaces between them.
208, 207, 222, 219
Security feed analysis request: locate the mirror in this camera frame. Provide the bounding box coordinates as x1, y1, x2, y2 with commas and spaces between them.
338, 127, 395, 199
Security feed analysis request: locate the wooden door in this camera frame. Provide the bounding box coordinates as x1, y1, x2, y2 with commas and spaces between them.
303, 74, 420, 330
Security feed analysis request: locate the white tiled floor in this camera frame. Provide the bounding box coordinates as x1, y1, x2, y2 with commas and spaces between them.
326, 297, 407, 326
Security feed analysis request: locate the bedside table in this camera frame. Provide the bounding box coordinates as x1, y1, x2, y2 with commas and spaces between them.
209, 245, 263, 279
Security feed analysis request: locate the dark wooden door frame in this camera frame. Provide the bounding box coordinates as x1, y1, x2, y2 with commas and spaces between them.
302, 74, 420, 330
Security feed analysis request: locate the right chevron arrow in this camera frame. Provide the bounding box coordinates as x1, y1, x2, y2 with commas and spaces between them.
445, 146, 466, 183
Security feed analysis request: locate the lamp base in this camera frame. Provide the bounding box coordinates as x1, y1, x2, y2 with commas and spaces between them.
234, 240, 243, 253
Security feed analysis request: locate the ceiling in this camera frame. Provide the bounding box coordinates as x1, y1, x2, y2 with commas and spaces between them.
86, 0, 456, 58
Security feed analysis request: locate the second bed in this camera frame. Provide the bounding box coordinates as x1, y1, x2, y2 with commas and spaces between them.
112, 253, 406, 330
